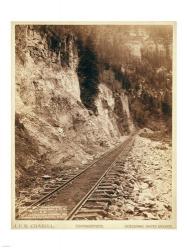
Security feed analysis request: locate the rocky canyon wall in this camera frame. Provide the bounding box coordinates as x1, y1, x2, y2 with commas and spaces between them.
15, 25, 134, 186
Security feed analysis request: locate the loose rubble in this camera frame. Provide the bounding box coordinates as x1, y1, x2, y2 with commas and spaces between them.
107, 132, 172, 220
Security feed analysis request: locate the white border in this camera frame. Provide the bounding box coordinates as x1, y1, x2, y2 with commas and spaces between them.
11, 21, 176, 230
0, 0, 187, 250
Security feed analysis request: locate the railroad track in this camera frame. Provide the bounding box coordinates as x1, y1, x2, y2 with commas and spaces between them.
16, 141, 119, 217
67, 136, 135, 220
17, 133, 136, 220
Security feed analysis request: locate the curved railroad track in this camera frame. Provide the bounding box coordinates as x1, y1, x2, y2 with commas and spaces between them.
17, 133, 136, 220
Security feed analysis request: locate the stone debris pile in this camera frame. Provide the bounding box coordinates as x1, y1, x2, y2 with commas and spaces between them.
107, 134, 172, 220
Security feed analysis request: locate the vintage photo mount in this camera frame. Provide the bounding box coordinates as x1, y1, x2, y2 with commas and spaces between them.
11, 21, 176, 229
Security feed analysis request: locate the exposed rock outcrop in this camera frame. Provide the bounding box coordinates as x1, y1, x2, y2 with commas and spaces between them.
15, 25, 134, 189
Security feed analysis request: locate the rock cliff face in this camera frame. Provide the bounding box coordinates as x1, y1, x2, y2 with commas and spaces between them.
15, 26, 134, 188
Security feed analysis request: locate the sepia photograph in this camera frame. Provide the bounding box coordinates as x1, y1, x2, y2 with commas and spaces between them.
12, 22, 176, 228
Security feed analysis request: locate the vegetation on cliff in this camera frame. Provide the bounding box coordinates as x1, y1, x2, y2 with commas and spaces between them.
40, 24, 173, 130
16, 24, 172, 130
